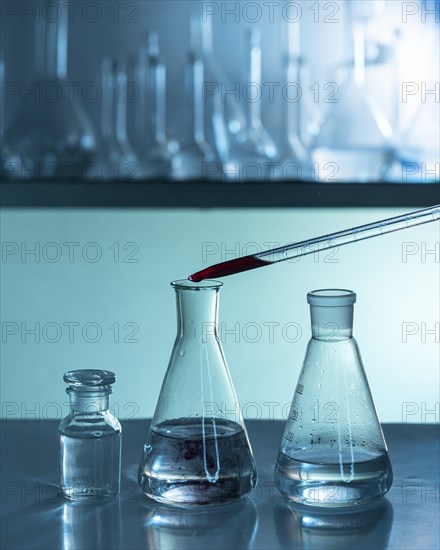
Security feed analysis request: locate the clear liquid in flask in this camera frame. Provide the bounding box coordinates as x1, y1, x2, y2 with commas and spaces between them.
275, 448, 392, 507
139, 418, 257, 506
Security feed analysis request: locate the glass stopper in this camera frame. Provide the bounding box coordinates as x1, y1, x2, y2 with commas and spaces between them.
63, 369, 116, 387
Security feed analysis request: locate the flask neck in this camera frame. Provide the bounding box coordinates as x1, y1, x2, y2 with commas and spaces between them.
186, 51, 206, 142
67, 389, 111, 413
101, 59, 129, 144
310, 304, 354, 341
35, 0, 68, 79
175, 286, 220, 340
138, 32, 166, 146
245, 28, 262, 128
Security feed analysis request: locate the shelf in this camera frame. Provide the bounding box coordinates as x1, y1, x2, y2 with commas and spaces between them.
1, 181, 439, 208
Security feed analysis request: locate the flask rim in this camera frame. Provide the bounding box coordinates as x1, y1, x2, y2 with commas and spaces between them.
171, 279, 223, 291
307, 289, 356, 306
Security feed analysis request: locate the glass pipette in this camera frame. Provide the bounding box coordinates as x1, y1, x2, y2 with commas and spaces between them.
189, 204, 440, 282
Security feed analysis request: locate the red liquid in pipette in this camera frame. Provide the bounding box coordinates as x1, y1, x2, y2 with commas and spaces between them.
189, 256, 270, 282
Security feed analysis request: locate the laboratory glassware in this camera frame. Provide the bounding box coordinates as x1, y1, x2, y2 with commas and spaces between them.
5, 0, 96, 180
0, 57, 22, 180
171, 8, 218, 181
395, 10, 440, 184
171, 42, 217, 180
187, 8, 236, 179
186, 10, 233, 178
190, 3, 246, 143
138, 280, 257, 506
274, 18, 319, 181
189, 204, 440, 281
136, 31, 177, 179
96, 57, 139, 181
390, 0, 439, 182
273, 65, 308, 181
310, 2, 394, 182
274, 290, 393, 506
397, 101, 440, 183
59, 370, 122, 501
228, 28, 278, 181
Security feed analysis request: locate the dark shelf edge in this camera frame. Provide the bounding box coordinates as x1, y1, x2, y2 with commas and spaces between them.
1, 181, 439, 208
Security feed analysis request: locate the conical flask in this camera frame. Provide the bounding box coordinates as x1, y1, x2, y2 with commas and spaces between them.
309, 4, 394, 182
138, 280, 257, 506
5, 0, 96, 180
397, 101, 440, 183
171, 47, 216, 180
228, 28, 278, 179
189, 4, 246, 145
96, 57, 139, 181
135, 31, 177, 179
274, 290, 393, 507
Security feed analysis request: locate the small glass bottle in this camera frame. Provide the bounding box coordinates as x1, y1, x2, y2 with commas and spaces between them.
59, 370, 122, 501
274, 290, 393, 507
138, 280, 257, 506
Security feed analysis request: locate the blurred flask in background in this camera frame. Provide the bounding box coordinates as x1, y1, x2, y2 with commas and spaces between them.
5, 0, 96, 180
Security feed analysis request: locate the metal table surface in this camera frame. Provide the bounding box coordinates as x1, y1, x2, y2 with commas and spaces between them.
1, 421, 439, 550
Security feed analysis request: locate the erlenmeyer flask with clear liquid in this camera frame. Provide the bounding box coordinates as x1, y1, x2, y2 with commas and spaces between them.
274, 290, 393, 507
138, 280, 257, 506
310, 3, 394, 182
5, 0, 96, 180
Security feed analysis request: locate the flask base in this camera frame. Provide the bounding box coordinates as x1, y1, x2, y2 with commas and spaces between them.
274, 451, 393, 507
61, 483, 119, 501
142, 488, 248, 508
